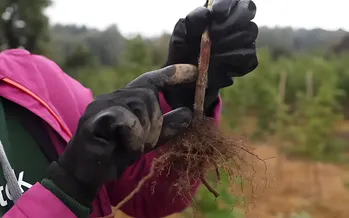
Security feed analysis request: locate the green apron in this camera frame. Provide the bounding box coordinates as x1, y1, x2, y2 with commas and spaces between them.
0, 97, 50, 216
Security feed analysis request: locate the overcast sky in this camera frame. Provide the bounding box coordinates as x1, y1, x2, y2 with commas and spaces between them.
46, 0, 349, 37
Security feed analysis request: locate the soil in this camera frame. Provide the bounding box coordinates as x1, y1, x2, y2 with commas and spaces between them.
244, 145, 349, 218
112, 145, 349, 218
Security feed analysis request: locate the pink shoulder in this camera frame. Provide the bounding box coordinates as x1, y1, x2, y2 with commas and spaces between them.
0, 49, 94, 135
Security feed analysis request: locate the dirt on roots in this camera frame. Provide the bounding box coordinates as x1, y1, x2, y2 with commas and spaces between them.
153, 116, 267, 203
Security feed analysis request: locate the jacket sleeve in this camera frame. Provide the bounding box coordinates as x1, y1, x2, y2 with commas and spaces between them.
105, 93, 223, 218
3, 183, 77, 218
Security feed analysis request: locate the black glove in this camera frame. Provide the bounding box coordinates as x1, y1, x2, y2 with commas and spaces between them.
163, 0, 259, 115
44, 64, 198, 213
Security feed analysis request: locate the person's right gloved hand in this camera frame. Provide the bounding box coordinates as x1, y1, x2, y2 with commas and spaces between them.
41, 64, 198, 217
163, 0, 258, 115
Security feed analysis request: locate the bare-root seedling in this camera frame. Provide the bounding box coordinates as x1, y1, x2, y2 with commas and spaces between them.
108, 0, 268, 216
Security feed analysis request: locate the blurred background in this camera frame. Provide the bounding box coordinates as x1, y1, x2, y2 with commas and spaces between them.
1, 0, 349, 217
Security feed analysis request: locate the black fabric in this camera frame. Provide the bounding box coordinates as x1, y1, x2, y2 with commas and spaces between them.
47, 65, 195, 208
47, 162, 95, 208
1, 98, 58, 162
163, 0, 258, 113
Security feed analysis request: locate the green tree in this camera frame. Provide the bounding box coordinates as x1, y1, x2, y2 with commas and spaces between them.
123, 35, 153, 68
85, 25, 125, 66
0, 0, 51, 53
62, 43, 99, 73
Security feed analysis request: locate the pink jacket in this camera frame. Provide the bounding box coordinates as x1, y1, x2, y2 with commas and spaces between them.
0, 49, 222, 218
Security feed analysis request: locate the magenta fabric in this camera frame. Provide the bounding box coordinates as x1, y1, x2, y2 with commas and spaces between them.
0, 49, 222, 218
3, 183, 76, 218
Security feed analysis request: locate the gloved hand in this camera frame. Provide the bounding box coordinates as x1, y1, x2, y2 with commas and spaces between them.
43, 64, 198, 215
163, 0, 259, 115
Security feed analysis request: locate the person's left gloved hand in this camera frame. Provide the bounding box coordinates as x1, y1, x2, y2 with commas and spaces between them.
41, 64, 198, 217
163, 0, 259, 115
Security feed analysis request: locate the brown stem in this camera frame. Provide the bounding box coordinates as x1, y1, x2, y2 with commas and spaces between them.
201, 176, 220, 198
215, 164, 221, 183
193, 0, 214, 116
194, 32, 212, 116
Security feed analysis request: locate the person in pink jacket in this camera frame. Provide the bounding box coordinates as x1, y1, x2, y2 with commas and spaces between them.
0, 0, 258, 217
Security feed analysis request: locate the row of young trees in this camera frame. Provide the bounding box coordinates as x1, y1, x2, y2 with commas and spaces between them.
70, 38, 349, 163
220, 49, 348, 162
